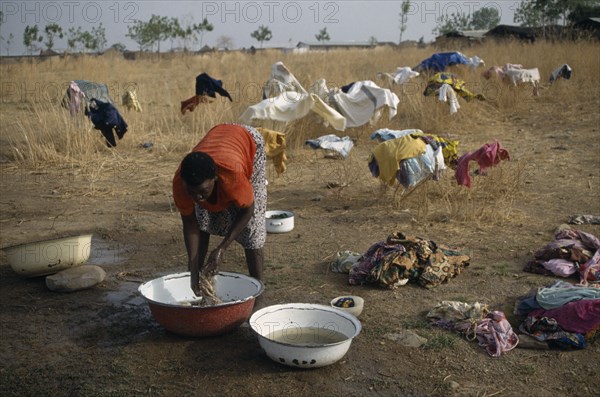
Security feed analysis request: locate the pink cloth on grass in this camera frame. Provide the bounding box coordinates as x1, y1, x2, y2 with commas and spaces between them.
68, 81, 85, 116
453, 310, 519, 357
455, 140, 510, 188
541, 258, 577, 277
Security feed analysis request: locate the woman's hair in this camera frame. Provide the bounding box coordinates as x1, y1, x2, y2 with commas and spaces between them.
180, 152, 217, 186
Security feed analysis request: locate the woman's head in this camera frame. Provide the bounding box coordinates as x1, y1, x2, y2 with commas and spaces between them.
180, 152, 217, 202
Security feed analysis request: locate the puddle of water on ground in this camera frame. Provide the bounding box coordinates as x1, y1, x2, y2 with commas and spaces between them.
103, 281, 145, 307
87, 234, 129, 266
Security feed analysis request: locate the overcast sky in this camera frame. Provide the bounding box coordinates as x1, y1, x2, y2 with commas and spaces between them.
0, 1, 522, 54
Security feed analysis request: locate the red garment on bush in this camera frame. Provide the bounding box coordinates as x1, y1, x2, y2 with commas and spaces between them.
455, 140, 510, 188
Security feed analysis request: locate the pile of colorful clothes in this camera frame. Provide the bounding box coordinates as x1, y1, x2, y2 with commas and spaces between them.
427, 301, 519, 357
514, 280, 600, 349
524, 226, 600, 285
348, 232, 470, 289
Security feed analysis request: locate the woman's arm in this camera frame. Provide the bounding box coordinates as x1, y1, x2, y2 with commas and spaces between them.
181, 213, 210, 295
203, 202, 255, 275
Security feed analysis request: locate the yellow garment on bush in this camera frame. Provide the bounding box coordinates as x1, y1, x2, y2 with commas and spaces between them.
257, 127, 287, 175
371, 135, 426, 185
408, 131, 459, 166
436, 136, 459, 165
424, 73, 485, 102
122, 90, 142, 112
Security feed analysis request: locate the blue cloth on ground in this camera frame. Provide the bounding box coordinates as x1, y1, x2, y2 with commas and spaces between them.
397, 144, 435, 188
370, 128, 423, 141
305, 134, 354, 158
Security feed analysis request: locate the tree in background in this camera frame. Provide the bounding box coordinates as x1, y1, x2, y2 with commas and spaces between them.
23, 25, 43, 54
146, 15, 171, 52
193, 18, 214, 48
92, 24, 107, 52
110, 43, 126, 52
44, 23, 63, 50
67, 26, 82, 52
368, 36, 378, 46
432, 6, 500, 35
398, 0, 411, 44
0, 12, 13, 55
5, 33, 14, 55
216, 35, 234, 50
432, 13, 471, 36
315, 27, 330, 44
79, 30, 96, 53
126, 15, 171, 52
178, 25, 195, 51
514, 1, 548, 26
126, 20, 152, 51
174, 15, 198, 51
66, 26, 103, 53
250, 25, 272, 48
167, 17, 181, 50
568, 0, 600, 23
513, 0, 598, 27
92, 22, 106, 52
470, 8, 501, 30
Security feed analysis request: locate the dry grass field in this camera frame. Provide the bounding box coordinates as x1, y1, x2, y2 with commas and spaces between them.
0, 40, 599, 396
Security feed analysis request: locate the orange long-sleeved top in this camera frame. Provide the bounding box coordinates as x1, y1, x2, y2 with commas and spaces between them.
172, 124, 256, 215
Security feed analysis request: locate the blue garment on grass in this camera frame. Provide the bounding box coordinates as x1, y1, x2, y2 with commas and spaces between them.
195, 73, 232, 101
86, 99, 128, 147
415, 52, 472, 73
397, 145, 435, 188
370, 128, 423, 142
340, 82, 356, 93
305, 134, 354, 158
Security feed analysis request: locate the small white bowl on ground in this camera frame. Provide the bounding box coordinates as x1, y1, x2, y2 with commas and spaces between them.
265, 210, 294, 233
2, 234, 93, 277
330, 296, 365, 317
249, 303, 362, 368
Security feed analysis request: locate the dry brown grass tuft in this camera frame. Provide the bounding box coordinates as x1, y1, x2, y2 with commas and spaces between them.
424, 160, 527, 224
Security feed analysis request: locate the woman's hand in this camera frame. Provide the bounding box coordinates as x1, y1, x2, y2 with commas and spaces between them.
203, 247, 223, 276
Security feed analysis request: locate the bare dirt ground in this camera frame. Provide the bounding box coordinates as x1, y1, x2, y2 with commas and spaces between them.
1, 62, 600, 397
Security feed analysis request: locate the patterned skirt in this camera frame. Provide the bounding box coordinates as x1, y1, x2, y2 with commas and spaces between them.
194, 124, 267, 249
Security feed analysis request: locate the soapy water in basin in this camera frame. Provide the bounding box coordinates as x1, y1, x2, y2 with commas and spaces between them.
138, 272, 262, 307
267, 327, 348, 346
